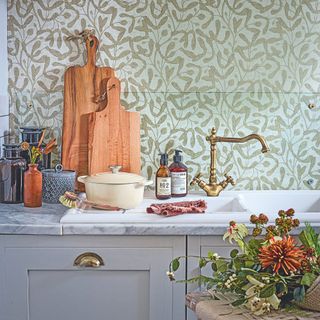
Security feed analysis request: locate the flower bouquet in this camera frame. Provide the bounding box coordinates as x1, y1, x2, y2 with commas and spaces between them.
168, 209, 320, 315
20, 129, 57, 164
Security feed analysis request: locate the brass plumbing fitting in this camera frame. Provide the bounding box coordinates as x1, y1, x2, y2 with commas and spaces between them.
191, 127, 270, 196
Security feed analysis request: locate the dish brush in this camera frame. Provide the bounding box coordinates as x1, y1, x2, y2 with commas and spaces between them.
59, 191, 122, 211
59, 191, 78, 208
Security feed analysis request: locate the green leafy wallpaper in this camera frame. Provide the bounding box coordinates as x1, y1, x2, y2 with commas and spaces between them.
7, 0, 320, 190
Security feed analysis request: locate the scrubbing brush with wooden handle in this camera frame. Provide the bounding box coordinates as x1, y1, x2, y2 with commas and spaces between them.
59, 191, 123, 211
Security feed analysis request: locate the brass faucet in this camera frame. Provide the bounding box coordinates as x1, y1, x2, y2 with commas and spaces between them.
191, 127, 270, 196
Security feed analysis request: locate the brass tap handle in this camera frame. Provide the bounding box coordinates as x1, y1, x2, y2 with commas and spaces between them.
74, 252, 104, 268
190, 173, 202, 186
224, 173, 235, 186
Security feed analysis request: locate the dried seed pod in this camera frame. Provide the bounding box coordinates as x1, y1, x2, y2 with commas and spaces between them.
250, 214, 259, 224
292, 218, 300, 227
258, 213, 269, 224
252, 227, 262, 237
285, 208, 295, 217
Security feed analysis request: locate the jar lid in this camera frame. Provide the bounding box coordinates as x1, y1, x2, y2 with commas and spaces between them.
20, 126, 46, 131
42, 164, 75, 177
3, 143, 21, 149
84, 165, 145, 185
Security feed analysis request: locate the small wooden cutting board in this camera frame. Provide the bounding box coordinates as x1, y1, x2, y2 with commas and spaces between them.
88, 77, 141, 175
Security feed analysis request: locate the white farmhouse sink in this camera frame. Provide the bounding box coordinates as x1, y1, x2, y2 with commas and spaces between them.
234, 190, 320, 225
60, 195, 246, 224
60, 191, 320, 225
238, 190, 320, 214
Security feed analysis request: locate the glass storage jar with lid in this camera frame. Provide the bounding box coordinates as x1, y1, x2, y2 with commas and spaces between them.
0, 144, 26, 203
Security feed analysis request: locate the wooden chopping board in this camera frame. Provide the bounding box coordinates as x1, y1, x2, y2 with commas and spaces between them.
88, 77, 141, 175
61, 35, 114, 190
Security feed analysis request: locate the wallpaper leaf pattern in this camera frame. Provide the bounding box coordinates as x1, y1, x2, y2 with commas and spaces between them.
7, 0, 320, 190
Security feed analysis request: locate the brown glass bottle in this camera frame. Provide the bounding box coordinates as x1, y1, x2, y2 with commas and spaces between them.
169, 150, 188, 197
155, 153, 171, 200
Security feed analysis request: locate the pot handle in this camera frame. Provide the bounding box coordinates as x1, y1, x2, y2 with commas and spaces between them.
135, 180, 153, 188
77, 175, 88, 184
145, 180, 153, 186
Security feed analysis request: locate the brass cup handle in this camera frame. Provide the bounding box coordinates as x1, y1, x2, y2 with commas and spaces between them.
224, 173, 236, 186
74, 252, 104, 268
190, 173, 203, 186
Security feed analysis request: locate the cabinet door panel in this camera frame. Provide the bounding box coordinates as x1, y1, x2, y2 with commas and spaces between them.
4, 248, 172, 320
29, 270, 149, 320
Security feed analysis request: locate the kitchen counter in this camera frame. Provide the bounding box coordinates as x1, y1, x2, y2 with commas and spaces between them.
0, 201, 232, 236
0, 202, 66, 235
1, 190, 320, 235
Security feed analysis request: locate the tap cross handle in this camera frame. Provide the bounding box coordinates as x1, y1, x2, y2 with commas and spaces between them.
190, 173, 202, 186
224, 173, 235, 186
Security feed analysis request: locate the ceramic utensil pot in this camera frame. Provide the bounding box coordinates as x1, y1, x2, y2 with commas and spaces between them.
77, 166, 152, 209
24, 164, 42, 207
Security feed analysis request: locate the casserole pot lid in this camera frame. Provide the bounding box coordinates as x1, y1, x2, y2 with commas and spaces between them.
85, 166, 145, 185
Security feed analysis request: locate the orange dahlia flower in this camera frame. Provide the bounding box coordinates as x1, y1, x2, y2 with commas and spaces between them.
258, 236, 305, 275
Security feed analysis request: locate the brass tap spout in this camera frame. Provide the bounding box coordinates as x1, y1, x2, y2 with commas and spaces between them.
191, 127, 270, 197
215, 134, 270, 153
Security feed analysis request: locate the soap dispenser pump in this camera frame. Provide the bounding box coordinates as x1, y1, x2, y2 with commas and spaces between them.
169, 150, 188, 197
155, 153, 171, 200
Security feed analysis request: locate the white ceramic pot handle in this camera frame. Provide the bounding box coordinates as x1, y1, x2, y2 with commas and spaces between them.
144, 180, 153, 186
135, 180, 153, 188
77, 175, 87, 184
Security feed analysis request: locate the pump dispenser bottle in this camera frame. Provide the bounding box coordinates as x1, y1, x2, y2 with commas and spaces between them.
169, 150, 188, 197
155, 153, 171, 200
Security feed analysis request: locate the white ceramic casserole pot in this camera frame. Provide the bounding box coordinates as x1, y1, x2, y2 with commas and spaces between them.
77, 165, 153, 209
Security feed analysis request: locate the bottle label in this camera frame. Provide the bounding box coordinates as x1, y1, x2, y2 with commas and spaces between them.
157, 177, 171, 196
171, 172, 187, 194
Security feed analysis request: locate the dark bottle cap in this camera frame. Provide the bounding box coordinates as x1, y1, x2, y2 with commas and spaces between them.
159, 153, 168, 165
173, 149, 182, 163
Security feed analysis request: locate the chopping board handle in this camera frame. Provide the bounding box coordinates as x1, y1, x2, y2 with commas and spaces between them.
85, 35, 99, 67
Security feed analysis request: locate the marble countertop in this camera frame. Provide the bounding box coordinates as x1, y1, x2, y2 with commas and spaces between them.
0, 202, 231, 236
1, 190, 320, 236
0, 203, 66, 235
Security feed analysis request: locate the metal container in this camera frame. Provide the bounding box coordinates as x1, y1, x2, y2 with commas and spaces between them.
42, 164, 76, 203
20, 126, 46, 143
2, 143, 22, 158
0, 144, 26, 203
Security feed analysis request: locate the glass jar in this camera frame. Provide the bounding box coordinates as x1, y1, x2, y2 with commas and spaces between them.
0, 144, 26, 203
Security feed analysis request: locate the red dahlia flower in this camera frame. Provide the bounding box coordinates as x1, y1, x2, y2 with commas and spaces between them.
258, 236, 305, 275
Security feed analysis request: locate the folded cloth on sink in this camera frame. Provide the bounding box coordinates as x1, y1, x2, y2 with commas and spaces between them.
146, 200, 207, 217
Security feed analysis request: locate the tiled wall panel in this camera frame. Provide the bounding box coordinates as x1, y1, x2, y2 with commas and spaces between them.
7, 0, 320, 189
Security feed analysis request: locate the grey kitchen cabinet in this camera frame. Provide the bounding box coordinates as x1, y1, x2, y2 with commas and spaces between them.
0, 235, 186, 320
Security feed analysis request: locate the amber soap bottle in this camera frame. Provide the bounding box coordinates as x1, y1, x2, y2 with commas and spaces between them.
155, 153, 171, 200
169, 150, 188, 197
